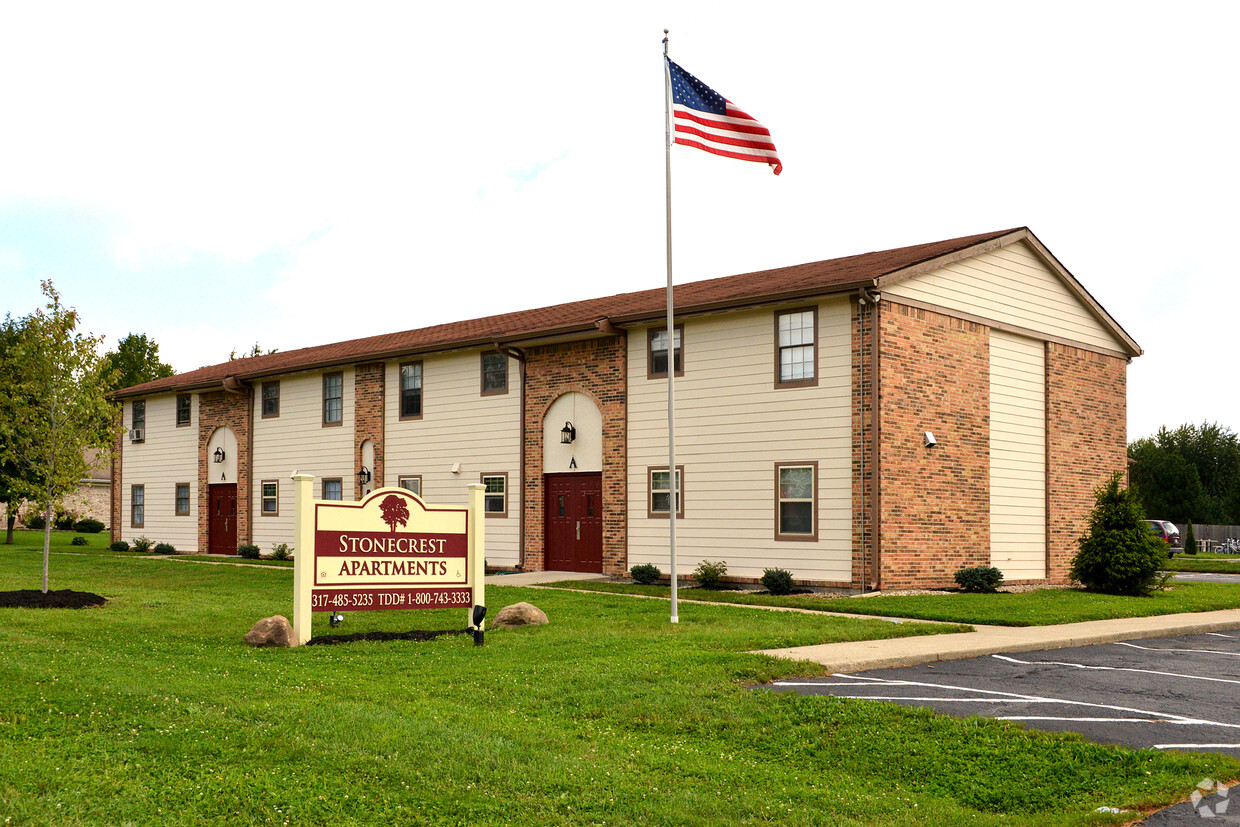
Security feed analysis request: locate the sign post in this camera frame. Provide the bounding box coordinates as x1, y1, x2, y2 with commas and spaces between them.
291, 479, 486, 647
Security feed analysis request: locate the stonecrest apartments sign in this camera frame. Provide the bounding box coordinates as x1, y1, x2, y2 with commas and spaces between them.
291, 476, 486, 646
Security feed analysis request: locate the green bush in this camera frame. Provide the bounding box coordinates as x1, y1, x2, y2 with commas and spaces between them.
238, 544, 261, 559
25, 512, 46, 530
131, 536, 154, 553
693, 560, 727, 590
272, 543, 291, 561
954, 565, 1004, 593
70, 536, 88, 546
1185, 522, 1197, 555
74, 518, 106, 534
629, 563, 662, 585
53, 510, 77, 531
760, 568, 795, 595
153, 542, 176, 555
109, 540, 130, 552
1070, 472, 1168, 596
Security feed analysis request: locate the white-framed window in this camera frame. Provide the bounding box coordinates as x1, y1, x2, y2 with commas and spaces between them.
398, 476, 422, 496
776, 308, 817, 387
481, 473, 507, 517
261, 481, 279, 515
648, 466, 684, 518
775, 462, 817, 540
323, 478, 343, 501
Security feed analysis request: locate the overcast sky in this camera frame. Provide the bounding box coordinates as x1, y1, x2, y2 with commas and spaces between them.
2, 2, 1236, 441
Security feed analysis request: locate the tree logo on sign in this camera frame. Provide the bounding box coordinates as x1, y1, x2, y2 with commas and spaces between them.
379, 495, 411, 532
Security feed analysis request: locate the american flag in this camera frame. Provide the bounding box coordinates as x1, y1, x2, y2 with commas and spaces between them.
667, 59, 782, 175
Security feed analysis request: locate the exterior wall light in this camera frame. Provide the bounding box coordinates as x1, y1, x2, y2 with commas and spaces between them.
329, 612, 344, 627
924, 432, 937, 448
560, 421, 576, 444
357, 466, 371, 485
213, 447, 226, 463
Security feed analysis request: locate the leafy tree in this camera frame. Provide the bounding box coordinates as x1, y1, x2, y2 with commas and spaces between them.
230, 342, 278, 360
0, 315, 40, 545
100, 332, 174, 391
0, 282, 115, 592
1070, 471, 1168, 596
1128, 422, 1240, 525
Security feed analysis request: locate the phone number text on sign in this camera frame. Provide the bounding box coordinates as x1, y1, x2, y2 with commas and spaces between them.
310, 588, 472, 612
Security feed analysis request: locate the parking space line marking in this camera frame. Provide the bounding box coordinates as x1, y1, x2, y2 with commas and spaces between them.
990, 654, 1240, 686
1114, 641, 1240, 657
1207, 633, 1238, 639
997, 716, 1168, 723
832, 673, 1240, 730
1153, 744, 1240, 750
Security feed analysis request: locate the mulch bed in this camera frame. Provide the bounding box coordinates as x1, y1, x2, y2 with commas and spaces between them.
0, 589, 108, 609
306, 628, 469, 646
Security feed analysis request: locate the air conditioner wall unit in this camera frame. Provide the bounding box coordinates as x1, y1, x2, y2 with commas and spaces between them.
129, 428, 144, 442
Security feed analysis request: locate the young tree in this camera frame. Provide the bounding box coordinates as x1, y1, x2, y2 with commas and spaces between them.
100, 332, 175, 391
1070, 471, 1168, 596
0, 282, 115, 592
1185, 521, 1198, 555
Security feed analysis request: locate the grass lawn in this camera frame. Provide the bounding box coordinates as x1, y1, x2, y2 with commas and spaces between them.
545, 579, 1240, 627
3, 528, 295, 567
1, 543, 1236, 825
1165, 553, 1240, 574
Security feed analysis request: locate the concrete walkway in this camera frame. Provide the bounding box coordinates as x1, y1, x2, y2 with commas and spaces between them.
757, 608, 1240, 672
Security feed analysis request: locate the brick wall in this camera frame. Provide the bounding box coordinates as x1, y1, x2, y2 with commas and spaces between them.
354, 363, 385, 498
1046, 343, 1128, 582
522, 336, 627, 574
851, 297, 875, 588
197, 390, 252, 551
879, 302, 990, 588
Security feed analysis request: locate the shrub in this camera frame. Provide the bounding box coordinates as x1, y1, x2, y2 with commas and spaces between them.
1070, 471, 1168, 596
630, 563, 662, 585
74, 518, 105, 534
153, 542, 176, 555
238, 544, 261, 559
1185, 522, 1197, 555
109, 540, 130, 552
954, 565, 1004, 593
760, 568, 795, 595
272, 543, 291, 561
130, 536, 154, 553
53, 510, 77, 531
25, 512, 46, 530
70, 536, 88, 546
693, 559, 727, 589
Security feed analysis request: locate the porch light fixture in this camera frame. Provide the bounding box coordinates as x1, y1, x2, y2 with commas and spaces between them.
560, 421, 576, 444
329, 612, 344, 627
213, 447, 225, 463
357, 466, 371, 485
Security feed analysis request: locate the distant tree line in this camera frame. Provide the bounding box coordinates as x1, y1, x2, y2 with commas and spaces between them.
1128, 422, 1240, 525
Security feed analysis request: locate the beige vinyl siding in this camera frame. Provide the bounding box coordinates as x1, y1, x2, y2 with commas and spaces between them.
884, 241, 1122, 353
628, 298, 852, 582
385, 351, 521, 566
121, 394, 198, 550
251, 369, 355, 553
989, 330, 1046, 579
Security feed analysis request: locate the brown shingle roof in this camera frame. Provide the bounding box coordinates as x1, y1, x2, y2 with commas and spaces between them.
115, 227, 1023, 398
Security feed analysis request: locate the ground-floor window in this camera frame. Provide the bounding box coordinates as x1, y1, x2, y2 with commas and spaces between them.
131, 485, 145, 528
261, 481, 279, 515
175, 483, 191, 516
775, 462, 817, 540
481, 473, 507, 516
323, 478, 342, 501
398, 475, 421, 496
647, 466, 684, 518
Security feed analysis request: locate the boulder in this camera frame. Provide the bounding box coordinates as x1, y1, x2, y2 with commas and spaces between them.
492, 602, 548, 629
245, 615, 294, 647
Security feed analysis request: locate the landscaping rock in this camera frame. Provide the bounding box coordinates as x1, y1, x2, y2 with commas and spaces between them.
492, 602, 548, 629
245, 615, 294, 647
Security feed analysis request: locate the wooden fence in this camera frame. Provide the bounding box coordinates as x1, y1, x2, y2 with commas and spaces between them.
1170, 524, 1240, 547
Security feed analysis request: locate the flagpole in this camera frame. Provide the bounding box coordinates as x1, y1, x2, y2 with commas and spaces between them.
662, 29, 679, 624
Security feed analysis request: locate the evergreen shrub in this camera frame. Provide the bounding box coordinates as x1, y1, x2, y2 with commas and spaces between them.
74, 518, 105, 534
630, 563, 661, 585
760, 568, 795, 595
109, 540, 129, 552
238, 544, 261, 559
1185, 522, 1197, 555
153, 542, 176, 555
1070, 472, 1168, 596
70, 536, 88, 546
954, 566, 1004, 593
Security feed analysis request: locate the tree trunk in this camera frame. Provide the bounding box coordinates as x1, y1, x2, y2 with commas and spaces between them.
43, 501, 52, 594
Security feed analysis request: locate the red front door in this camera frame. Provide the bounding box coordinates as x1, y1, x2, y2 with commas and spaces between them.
544, 473, 603, 572
209, 484, 238, 555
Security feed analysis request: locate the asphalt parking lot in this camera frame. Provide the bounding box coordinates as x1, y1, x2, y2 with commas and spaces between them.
769, 631, 1240, 823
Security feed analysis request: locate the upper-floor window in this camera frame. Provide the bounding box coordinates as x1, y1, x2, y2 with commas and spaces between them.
776, 308, 817, 387
648, 326, 684, 378
131, 400, 146, 437
323, 373, 343, 426
481, 352, 508, 396
481, 473, 507, 517
323, 478, 343, 501
400, 362, 423, 420
176, 395, 191, 427
261, 381, 280, 418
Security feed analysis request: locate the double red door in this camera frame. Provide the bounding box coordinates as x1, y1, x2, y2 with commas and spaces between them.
544, 473, 602, 572
208, 484, 237, 555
